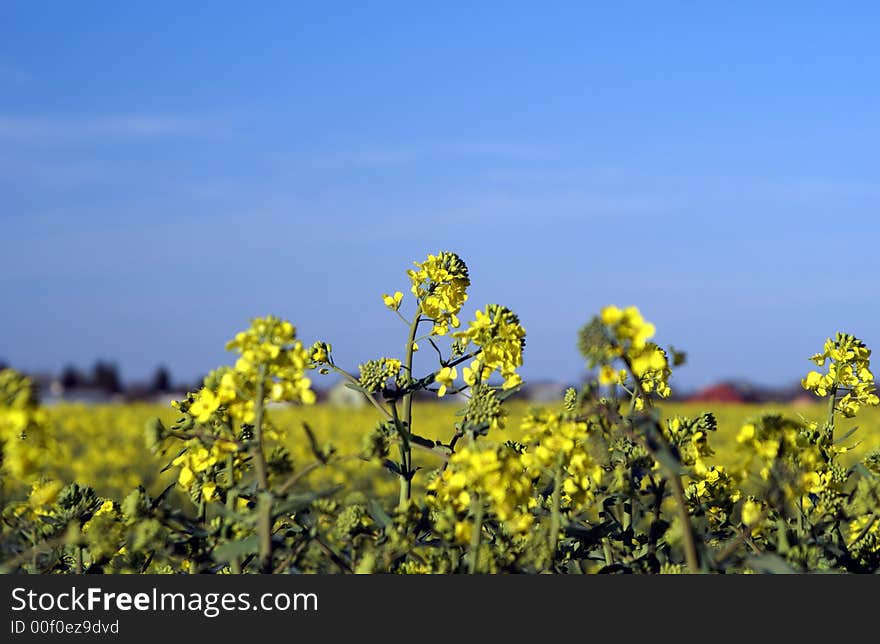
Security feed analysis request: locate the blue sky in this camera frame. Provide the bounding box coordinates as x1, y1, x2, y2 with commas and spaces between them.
2, 3, 880, 391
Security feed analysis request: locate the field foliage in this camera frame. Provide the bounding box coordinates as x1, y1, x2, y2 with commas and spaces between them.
2, 251, 880, 574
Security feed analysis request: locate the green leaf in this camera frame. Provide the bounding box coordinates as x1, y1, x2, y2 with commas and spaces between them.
150, 483, 177, 509
851, 463, 873, 478
159, 448, 187, 473
564, 521, 614, 545
745, 554, 798, 574
213, 535, 260, 563
273, 488, 340, 517
211, 502, 257, 526
648, 519, 670, 543
408, 433, 438, 448
302, 422, 329, 463
461, 419, 491, 437
382, 459, 403, 477
652, 445, 684, 476
368, 500, 393, 530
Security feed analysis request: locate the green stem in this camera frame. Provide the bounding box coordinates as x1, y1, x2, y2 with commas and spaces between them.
252, 364, 269, 491
257, 493, 273, 574
714, 507, 770, 566
627, 385, 639, 415
797, 497, 807, 539
252, 364, 272, 572
225, 454, 241, 574
647, 478, 665, 560
399, 313, 422, 504
620, 352, 700, 574
628, 488, 637, 533
548, 454, 564, 561
826, 383, 838, 440
330, 365, 393, 420
390, 402, 411, 509
602, 539, 614, 567
403, 314, 421, 425
668, 474, 700, 573
468, 501, 484, 574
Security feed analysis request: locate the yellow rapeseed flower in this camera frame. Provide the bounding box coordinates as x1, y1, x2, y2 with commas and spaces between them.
435, 366, 457, 397
383, 291, 404, 311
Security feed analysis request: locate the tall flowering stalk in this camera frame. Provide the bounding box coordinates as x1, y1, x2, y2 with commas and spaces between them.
311, 251, 525, 511
802, 332, 879, 429
578, 306, 699, 573
167, 316, 317, 572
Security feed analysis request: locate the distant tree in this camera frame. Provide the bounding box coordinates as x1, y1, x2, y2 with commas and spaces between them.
92, 360, 122, 394
60, 365, 85, 389
151, 365, 172, 393
0, 359, 7, 371
189, 374, 207, 393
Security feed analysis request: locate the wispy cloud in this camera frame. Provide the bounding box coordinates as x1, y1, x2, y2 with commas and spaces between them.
0, 114, 218, 142
314, 140, 562, 169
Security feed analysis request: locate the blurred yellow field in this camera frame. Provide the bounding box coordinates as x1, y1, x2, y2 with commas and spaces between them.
43, 400, 880, 502
5, 303, 880, 574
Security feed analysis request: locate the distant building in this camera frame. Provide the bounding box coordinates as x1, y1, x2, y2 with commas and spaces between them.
520, 381, 568, 403
326, 381, 367, 408
48, 387, 118, 405
686, 383, 747, 403
149, 392, 187, 407
684, 380, 807, 404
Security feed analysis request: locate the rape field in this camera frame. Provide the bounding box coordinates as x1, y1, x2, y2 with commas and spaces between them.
3, 252, 880, 574
38, 400, 880, 503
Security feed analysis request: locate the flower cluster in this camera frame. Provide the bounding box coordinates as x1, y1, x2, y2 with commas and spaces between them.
600, 305, 656, 348
382, 291, 404, 311
664, 415, 716, 469
309, 341, 332, 365
225, 316, 316, 405
455, 304, 526, 390
459, 384, 506, 435
846, 476, 880, 560
686, 463, 741, 530
180, 318, 316, 426
358, 358, 402, 393
165, 317, 315, 503
740, 498, 766, 528
847, 513, 880, 557
688, 465, 739, 503
171, 438, 241, 499
407, 252, 470, 335
802, 332, 879, 417
0, 369, 52, 482
580, 306, 672, 409
601, 306, 672, 400
630, 345, 672, 399
736, 415, 827, 500
520, 411, 603, 507
427, 442, 534, 539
